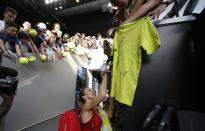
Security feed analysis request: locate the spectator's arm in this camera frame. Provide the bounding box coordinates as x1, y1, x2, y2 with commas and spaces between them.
40, 42, 46, 55
29, 38, 40, 55
0, 40, 8, 56
53, 45, 62, 58
27, 41, 35, 54
52, 45, 58, 52
123, 0, 161, 24
15, 44, 22, 57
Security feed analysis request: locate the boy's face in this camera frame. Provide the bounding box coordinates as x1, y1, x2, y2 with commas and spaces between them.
54, 25, 60, 31
23, 22, 31, 31
97, 35, 101, 39
63, 37, 68, 42
4, 11, 16, 22
83, 88, 96, 98
5, 27, 17, 36
82, 34, 85, 39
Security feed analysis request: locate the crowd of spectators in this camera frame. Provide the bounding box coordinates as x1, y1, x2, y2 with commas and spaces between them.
0, 7, 114, 65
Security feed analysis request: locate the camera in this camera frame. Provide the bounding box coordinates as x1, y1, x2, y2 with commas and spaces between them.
0, 76, 18, 96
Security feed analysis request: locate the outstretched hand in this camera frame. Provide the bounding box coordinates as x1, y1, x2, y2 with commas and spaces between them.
2, 51, 8, 57
100, 71, 107, 80
148, 3, 168, 20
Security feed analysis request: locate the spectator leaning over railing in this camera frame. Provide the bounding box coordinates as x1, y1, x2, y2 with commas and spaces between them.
52, 23, 62, 38
32, 27, 46, 55
0, 7, 17, 31
0, 22, 22, 58
19, 21, 40, 56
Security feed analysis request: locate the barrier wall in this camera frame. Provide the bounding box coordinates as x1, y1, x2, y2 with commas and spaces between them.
1, 52, 88, 131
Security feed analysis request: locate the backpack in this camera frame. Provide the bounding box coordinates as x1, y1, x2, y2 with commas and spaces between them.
58, 109, 81, 131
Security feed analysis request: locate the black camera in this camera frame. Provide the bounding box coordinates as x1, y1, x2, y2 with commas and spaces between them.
0, 76, 18, 96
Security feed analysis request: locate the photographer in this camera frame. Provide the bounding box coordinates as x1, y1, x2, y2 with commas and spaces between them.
0, 66, 18, 118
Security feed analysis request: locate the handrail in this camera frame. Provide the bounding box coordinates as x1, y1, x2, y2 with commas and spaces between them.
154, 15, 196, 27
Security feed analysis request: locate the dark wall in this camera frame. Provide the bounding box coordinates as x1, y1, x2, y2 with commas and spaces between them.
0, 0, 41, 28
61, 10, 115, 36
1, 0, 115, 35
122, 22, 200, 131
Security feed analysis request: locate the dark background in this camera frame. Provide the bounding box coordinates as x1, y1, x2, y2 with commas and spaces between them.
0, 0, 114, 36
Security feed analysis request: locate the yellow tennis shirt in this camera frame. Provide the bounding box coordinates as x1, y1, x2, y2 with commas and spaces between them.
111, 16, 160, 106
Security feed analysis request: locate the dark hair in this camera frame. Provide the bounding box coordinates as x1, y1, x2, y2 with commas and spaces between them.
79, 87, 87, 104
103, 40, 111, 56
4, 7, 17, 15
18, 32, 30, 40
35, 27, 44, 33
103, 40, 110, 47
63, 33, 70, 38
23, 21, 31, 25
4, 22, 18, 29
56, 37, 62, 41
106, 28, 116, 38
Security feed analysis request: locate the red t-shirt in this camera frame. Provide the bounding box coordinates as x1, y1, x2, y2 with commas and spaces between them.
81, 111, 102, 131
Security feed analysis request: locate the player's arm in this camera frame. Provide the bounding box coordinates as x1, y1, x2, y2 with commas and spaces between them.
123, 0, 161, 24
148, 0, 175, 19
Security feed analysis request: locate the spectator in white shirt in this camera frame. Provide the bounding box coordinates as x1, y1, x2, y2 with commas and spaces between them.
0, 7, 17, 31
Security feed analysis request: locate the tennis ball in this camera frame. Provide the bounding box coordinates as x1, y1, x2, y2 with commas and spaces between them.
28, 56, 36, 63
19, 57, 29, 65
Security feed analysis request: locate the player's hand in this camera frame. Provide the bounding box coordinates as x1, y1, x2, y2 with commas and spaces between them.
101, 71, 107, 80
148, 3, 168, 20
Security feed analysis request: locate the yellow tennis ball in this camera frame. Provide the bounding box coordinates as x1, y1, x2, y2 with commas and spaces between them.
28, 56, 36, 63
61, 52, 66, 57
40, 55, 47, 62
29, 29, 37, 37
19, 57, 29, 65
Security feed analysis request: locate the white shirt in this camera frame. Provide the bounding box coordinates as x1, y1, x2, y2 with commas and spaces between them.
88, 48, 108, 70
0, 20, 5, 31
